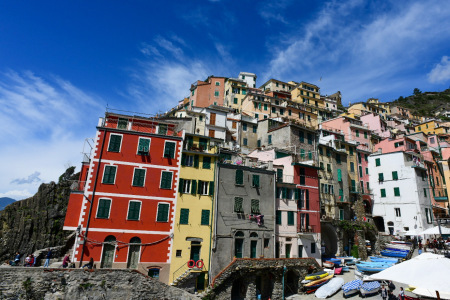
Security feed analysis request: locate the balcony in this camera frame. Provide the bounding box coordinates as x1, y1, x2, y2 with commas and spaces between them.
297, 224, 317, 234
276, 174, 294, 184
70, 180, 86, 193
184, 143, 208, 153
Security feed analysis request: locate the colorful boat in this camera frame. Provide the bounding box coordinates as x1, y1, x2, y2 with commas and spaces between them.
391, 241, 412, 246
304, 274, 334, 288
342, 279, 362, 298
356, 263, 392, 273
369, 256, 399, 264
323, 261, 334, 268
360, 281, 381, 297
315, 277, 344, 299
329, 258, 342, 266
342, 266, 350, 272
304, 271, 329, 281
380, 250, 408, 258
336, 256, 355, 262
384, 246, 410, 253
334, 267, 343, 275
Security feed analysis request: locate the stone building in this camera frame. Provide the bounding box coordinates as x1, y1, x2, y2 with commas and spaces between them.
210, 163, 276, 279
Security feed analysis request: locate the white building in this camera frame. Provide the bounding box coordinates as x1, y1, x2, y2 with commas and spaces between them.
369, 151, 434, 236
238, 72, 257, 88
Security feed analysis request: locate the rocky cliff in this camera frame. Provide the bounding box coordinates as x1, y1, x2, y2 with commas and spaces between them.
0, 167, 78, 263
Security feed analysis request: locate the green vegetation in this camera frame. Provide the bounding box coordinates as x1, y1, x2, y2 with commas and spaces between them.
392, 88, 450, 118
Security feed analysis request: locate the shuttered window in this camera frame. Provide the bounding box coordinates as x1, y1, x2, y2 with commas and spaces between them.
252, 175, 260, 188
277, 169, 283, 182
137, 138, 150, 154
132, 168, 145, 187
160, 171, 173, 189
235, 169, 244, 185
118, 118, 128, 129
276, 210, 282, 225
251, 199, 260, 214
375, 158, 381, 166
392, 171, 398, 180
180, 209, 189, 224
127, 201, 141, 220
96, 199, 111, 219
287, 211, 294, 225
339, 189, 344, 201
164, 141, 176, 158
378, 173, 384, 182
156, 203, 169, 222
336, 154, 341, 164
199, 138, 208, 150
359, 166, 363, 177
108, 134, 122, 152
234, 197, 243, 213
394, 187, 400, 197
337, 169, 342, 182
191, 180, 197, 195
102, 165, 117, 184
380, 189, 386, 198
158, 124, 168, 135
351, 180, 356, 192
294, 189, 300, 200
209, 181, 214, 196
203, 156, 211, 169
201, 210, 210, 225
194, 155, 199, 168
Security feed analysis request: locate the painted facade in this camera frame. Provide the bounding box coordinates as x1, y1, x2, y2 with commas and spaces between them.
189, 76, 226, 108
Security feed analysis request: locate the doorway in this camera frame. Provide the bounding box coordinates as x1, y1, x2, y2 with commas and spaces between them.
190, 241, 201, 263
127, 237, 141, 269
101, 235, 116, 268
285, 244, 291, 258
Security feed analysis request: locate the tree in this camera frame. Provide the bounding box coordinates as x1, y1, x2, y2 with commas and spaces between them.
413, 88, 422, 96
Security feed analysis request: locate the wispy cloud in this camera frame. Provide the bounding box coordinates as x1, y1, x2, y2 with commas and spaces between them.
258, 0, 293, 24
0, 189, 32, 200
428, 56, 450, 84
263, 0, 450, 103
11, 172, 42, 185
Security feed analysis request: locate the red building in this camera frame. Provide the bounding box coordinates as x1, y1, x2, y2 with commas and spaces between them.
293, 162, 321, 262
63, 112, 183, 283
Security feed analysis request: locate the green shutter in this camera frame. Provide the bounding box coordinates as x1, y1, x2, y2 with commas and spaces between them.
359, 166, 363, 178
252, 175, 260, 187
137, 138, 150, 154
351, 180, 356, 192
97, 199, 111, 219
157, 203, 169, 222
234, 197, 243, 213
378, 173, 384, 181
191, 180, 197, 195
336, 154, 341, 164
108, 135, 122, 152
394, 187, 400, 196
178, 178, 184, 193
282, 187, 287, 199
203, 156, 211, 169
350, 162, 354, 172
358, 153, 362, 164
277, 169, 283, 182
133, 169, 145, 187
392, 171, 398, 180
118, 118, 128, 129
251, 199, 260, 214
294, 189, 299, 200
160, 171, 172, 189
349, 147, 354, 155
209, 181, 214, 196
288, 211, 294, 225
276, 210, 282, 225
339, 189, 344, 201
180, 208, 189, 224
337, 169, 342, 182
127, 201, 141, 220
181, 154, 186, 166
194, 155, 199, 168
199, 138, 207, 150
381, 189, 386, 197
299, 131, 304, 143
201, 210, 210, 225
103, 166, 116, 184
164, 142, 176, 158
376, 158, 381, 166
300, 149, 305, 158
424, 188, 427, 197
235, 169, 243, 185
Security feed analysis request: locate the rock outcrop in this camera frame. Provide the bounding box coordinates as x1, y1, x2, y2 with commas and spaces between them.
0, 167, 77, 263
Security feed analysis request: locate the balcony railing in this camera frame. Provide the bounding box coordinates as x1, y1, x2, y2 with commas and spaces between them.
185, 143, 208, 152
276, 175, 294, 184
297, 224, 317, 233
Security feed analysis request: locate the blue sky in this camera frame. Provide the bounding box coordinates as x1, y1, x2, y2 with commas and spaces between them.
1, 0, 450, 200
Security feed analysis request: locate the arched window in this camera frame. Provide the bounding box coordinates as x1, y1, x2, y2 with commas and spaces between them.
234, 231, 244, 258
250, 232, 258, 238
235, 231, 244, 237
101, 235, 116, 268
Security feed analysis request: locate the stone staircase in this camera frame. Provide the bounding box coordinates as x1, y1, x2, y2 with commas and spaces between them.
171, 261, 204, 293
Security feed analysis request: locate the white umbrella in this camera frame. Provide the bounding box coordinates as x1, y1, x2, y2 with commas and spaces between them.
420, 226, 450, 235
369, 253, 450, 297
412, 287, 450, 300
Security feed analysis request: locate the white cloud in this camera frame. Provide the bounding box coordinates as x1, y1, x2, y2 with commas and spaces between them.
0, 190, 32, 200
0, 71, 103, 200
428, 56, 450, 84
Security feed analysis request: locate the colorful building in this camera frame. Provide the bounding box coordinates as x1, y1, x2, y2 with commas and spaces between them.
63, 112, 183, 283
189, 76, 226, 108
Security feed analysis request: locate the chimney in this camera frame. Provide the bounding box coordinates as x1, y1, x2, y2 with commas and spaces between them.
268, 161, 273, 171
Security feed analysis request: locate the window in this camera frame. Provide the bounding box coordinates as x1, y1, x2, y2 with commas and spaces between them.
96, 199, 111, 219
319, 147, 323, 155
311, 242, 316, 254
215, 81, 220, 86
176, 250, 182, 257
320, 162, 324, 169
366, 181, 370, 192
164, 141, 176, 158
288, 211, 294, 225
378, 173, 384, 182
339, 209, 344, 220
243, 123, 247, 131
277, 168, 283, 182
158, 124, 168, 135
127, 201, 141, 220
235, 169, 244, 185
307, 133, 313, 145
108, 134, 122, 152
183, 155, 194, 167
264, 103, 268, 111
424, 188, 427, 197
160, 171, 173, 189
339, 189, 344, 201
355, 130, 359, 137
156, 203, 169, 222
201, 210, 210, 225
102, 165, 117, 184
394, 187, 400, 197
272, 107, 276, 113
288, 110, 292, 116
233, 97, 238, 104
364, 131, 368, 139
299, 131, 304, 143
253, 125, 257, 133
118, 118, 128, 129
337, 169, 342, 182
243, 138, 248, 146
349, 147, 354, 156
148, 268, 160, 279
326, 149, 331, 157
234, 197, 243, 213
425, 208, 432, 224
180, 208, 189, 224
137, 138, 150, 154
336, 154, 341, 164
252, 175, 260, 188
351, 180, 356, 192
380, 188, 386, 197
214, 91, 219, 97
198, 180, 209, 195
375, 158, 381, 166
395, 208, 401, 217
392, 171, 398, 180
268, 135, 272, 144
276, 210, 282, 225
280, 108, 284, 115
251, 199, 260, 214
359, 166, 363, 177
366, 167, 369, 175
350, 162, 355, 173
257, 140, 261, 147
255, 113, 259, 119
203, 156, 211, 169
132, 168, 146, 187
179, 179, 191, 194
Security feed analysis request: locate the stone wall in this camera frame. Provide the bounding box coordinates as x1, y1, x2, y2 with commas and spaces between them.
0, 268, 199, 300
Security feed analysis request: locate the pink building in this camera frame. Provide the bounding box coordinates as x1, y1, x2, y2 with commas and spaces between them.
360, 113, 390, 138
189, 76, 226, 108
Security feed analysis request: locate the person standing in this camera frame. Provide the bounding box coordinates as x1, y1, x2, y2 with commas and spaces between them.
398, 287, 405, 300
43, 248, 52, 268
381, 285, 388, 300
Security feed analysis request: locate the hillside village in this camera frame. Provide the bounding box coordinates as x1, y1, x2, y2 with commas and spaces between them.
61, 72, 450, 295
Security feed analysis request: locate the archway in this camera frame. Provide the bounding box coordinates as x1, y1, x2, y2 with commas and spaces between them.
250, 232, 258, 258
231, 277, 246, 300
234, 231, 244, 258
127, 237, 141, 269
101, 235, 116, 268
373, 216, 385, 232
320, 222, 338, 257
387, 221, 394, 235
284, 270, 299, 297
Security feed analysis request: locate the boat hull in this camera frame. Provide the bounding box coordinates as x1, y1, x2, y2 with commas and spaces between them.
305, 270, 328, 280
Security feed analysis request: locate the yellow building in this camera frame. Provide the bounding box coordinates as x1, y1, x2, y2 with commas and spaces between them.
169, 134, 218, 291
415, 120, 443, 135
224, 77, 249, 110
291, 81, 322, 108
347, 102, 388, 119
